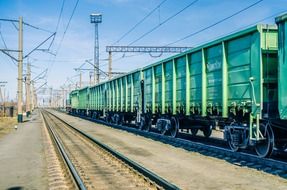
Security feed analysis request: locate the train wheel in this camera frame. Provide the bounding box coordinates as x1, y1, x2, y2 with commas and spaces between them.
228, 139, 240, 152
114, 114, 120, 125
139, 116, 145, 130
255, 124, 274, 158
203, 125, 212, 138
160, 121, 167, 135
139, 116, 151, 132
144, 118, 151, 132
105, 114, 109, 123
191, 128, 198, 136
119, 115, 125, 126
169, 117, 179, 138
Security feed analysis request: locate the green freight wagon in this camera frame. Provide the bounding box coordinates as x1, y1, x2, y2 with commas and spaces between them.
104, 69, 142, 124
139, 23, 281, 157
70, 89, 79, 113
68, 13, 287, 158
87, 83, 106, 119
276, 14, 287, 119
77, 87, 90, 116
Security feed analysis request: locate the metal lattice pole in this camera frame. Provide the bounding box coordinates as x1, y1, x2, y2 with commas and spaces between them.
94, 23, 100, 84
90, 13, 102, 85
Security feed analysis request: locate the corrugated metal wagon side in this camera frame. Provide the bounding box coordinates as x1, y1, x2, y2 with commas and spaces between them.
140, 24, 280, 145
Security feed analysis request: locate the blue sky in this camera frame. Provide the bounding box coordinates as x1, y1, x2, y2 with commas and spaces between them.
0, 0, 286, 102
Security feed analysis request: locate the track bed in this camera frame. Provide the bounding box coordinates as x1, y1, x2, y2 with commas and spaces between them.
50, 109, 287, 189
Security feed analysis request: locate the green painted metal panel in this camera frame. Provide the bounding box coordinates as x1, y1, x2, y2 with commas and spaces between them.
154, 64, 162, 113
163, 61, 173, 112
112, 81, 116, 111
161, 64, 165, 114
189, 51, 202, 110
120, 78, 123, 112
206, 44, 222, 106
132, 71, 141, 112
102, 84, 105, 110
109, 82, 112, 111
143, 68, 152, 113
78, 87, 89, 110
128, 75, 132, 112
131, 75, 134, 112
276, 14, 287, 119
95, 87, 97, 110
152, 67, 156, 114
227, 34, 253, 105
116, 79, 119, 111
125, 76, 128, 112
91, 87, 94, 110
70, 90, 79, 109
250, 30, 262, 116
186, 54, 190, 116
222, 42, 228, 118
201, 49, 207, 116
172, 59, 177, 115
175, 56, 186, 110
98, 86, 100, 110
261, 27, 278, 50
122, 77, 126, 111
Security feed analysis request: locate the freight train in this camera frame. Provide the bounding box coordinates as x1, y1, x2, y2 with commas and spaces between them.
68, 14, 287, 158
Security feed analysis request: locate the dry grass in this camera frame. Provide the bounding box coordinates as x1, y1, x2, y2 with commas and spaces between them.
0, 117, 17, 138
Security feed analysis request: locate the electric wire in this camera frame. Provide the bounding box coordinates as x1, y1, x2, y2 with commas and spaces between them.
128, 0, 199, 46
55, 0, 80, 55
189, 9, 287, 49
47, 0, 80, 80
112, 0, 168, 45
48, 0, 66, 50
0, 28, 17, 67
109, 0, 199, 65
165, 0, 263, 46
112, 1, 277, 65
23, 22, 54, 33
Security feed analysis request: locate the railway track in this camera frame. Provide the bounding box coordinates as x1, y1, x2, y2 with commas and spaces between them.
63, 111, 287, 179
41, 110, 179, 190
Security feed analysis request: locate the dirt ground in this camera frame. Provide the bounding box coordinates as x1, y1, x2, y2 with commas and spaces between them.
0, 117, 17, 138
52, 110, 287, 190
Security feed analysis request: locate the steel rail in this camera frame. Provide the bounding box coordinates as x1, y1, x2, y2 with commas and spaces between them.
64, 111, 287, 178
41, 112, 87, 190
45, 109, 180, 190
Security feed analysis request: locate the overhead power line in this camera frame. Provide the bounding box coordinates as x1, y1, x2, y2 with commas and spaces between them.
110, 6, 285, 65
191, 9, 287, 49
47, 0, 80, 79
23, 21, 54, 33
55, 0, 80, 55
48, 0, 66, 50
128, 0, 199, 46
113, 0, 168, 45
166, 0, 263, 46
0, 28, 17, 66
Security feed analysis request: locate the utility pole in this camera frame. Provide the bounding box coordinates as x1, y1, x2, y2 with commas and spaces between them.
25, 62, 31, 117
108, 51, 112, 79
89, 71, 93, 86
90, 13, 102, 85
17, 16, 23, 122
31, 81, 35, 111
